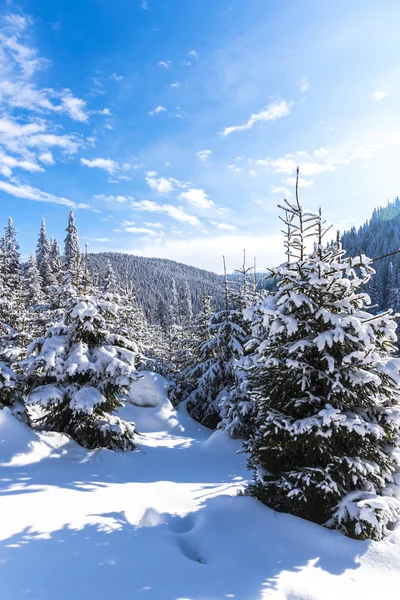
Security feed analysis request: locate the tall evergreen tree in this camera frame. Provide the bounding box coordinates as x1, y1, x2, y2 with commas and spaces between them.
50, 238, 63, 285
25, 293, 139, 450
24, 254, 44, 307
103, 260, 118, 293
36, 218, 53, 289
64, 211, 81, 286
245, 191, 400, 541
219, 257, 258, 439
186, 265, 248, 429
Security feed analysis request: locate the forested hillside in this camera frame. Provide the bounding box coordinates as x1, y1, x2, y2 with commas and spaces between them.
87, 252, 225, 323
342, 197, 400, 313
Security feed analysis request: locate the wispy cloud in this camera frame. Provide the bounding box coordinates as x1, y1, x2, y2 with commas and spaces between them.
121, 223, 158, 236
0, 152, 43, 177
222, 99, 292, 136
140, 0, 149, 10
148, 105, 167, 116
179, 188, 214, 209
298, 77, 310, 93
83, 237, 110, 242
131, 199, 200, 225
109, 73, 123, 81
158, 61, 171, 68
210, 221, 236, 230
270, 185, 292, 197
146, 171, 175, 194
373, 91, 387, 101
94, 194, 133, 203
196, 149, 212, 161
81, 157, 119, 174
0, 179, 88, 209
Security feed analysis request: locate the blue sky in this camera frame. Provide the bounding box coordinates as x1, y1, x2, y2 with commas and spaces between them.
0, 0, 400, 272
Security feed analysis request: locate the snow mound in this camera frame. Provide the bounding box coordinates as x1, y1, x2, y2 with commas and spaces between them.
0, 407, 70, 466
201, 428, 242, 453
126, 371, 169, 407
121, 397, 181, 434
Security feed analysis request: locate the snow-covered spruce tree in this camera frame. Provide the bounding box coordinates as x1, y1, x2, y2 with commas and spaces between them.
64, 210, 81, 286
24, 254, 44, 308
186, 261, 249, 429
219, 255, 259, 439
25, 294, 139, 450
0, 219, 28, 367
36, 218, 54, 289
0, 360, 18, 408
245, 185, 400, 541
118, 279, 148, 368
103, 260, 119, 293
50, 238, 63, 286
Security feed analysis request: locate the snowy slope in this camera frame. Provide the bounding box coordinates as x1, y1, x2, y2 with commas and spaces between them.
0, 373, 399, 600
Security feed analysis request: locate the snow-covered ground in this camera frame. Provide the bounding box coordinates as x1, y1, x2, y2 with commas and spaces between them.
0, 372, 399, 600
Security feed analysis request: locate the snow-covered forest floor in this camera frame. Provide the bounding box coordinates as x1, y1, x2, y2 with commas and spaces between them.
1, 372, 399, 600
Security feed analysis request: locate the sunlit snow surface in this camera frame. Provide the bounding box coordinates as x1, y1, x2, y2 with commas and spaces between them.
0, 372, 399, 599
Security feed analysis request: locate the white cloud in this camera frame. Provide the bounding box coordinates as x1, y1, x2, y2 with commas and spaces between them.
170, 82, 180, 88
196, 149, 212, 161
144, 221, 164, 228
148, 105, 167, 116
38, 151, 54, 164
0, 16, 89, 121
298, 77, 310, 93
83, 237, 110, 242
179, 188, 214, 209
286, 176, 314, 188
270, 185, 293, 197
0, 152, 43, 176
0, 179, 88, 209
99, 107, 111, 115
158, 61, 171, 68
254, 145, 375, 183
122, 225, 158, 236
131, 199, 200, 225
210, 221, 236, 230
109, 73, 123, 81
188, 50, 198, 58
373, 91, 387, 101
314, 147, 329, 158
81, 157, 118, 174
146, 172, 175, 194
94, 194, 132, 203
223, 99, 292, 136
228, 164, 242, 172
58, 89, 88, 122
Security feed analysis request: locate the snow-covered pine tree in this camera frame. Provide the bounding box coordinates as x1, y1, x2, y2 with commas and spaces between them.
118, 279, 148, 367
186, 259, 248, 429
24, 254, 44, 308
219, 254, 258, 439
0, 360, 18, 408
387, 261, 400, 314
36, 218, 54, 289
50, 238, 63, 285
103, 260, 119, 294
64, 210, 81, 286
245, 183, 400, 541
25, 293, 139, 450
0, 219, 27, 365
